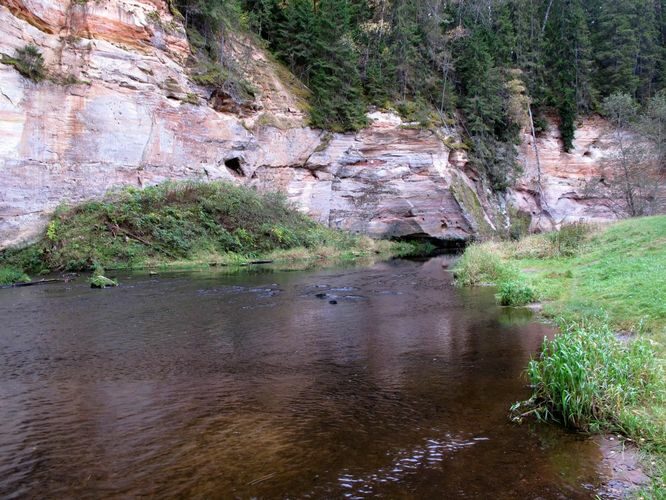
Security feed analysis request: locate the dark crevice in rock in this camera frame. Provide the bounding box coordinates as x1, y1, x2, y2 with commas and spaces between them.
392, 233, 467, 250
224, 157, 244, 177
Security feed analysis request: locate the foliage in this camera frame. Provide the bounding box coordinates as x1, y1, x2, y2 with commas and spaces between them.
586, 92, 665, 217
640, 90, 666, 170
0, 181, 421, 272
520, 316, 661, 433
250, 0, 368, 131
172, 0, 664, 190
1, 45, 46, 81
453, 244, 518, 286
174, 0, 255, 108
497, 280, 538, 306
546, 221, 590, 256
0, 267, 30, 286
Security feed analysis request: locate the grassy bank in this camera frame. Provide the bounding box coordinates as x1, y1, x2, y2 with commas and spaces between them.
454, 216, 665, 493
0, 181, 432, 277
0, 266, 30, 286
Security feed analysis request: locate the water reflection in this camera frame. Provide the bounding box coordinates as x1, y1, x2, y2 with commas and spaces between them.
0, 257, 605, 497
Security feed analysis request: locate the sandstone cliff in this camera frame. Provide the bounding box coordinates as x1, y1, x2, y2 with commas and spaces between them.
0, 0, 617, 249
514, 115, 618, 232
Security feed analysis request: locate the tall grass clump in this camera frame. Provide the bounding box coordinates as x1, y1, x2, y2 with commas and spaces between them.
453, 244, 518, 286
0, 266, 30, 286
497, 280, 538, 306
546, 221, 590, 257
517, 316, 662, 433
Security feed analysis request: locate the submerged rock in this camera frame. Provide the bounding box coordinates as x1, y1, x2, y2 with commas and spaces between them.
90, 275, 119, 289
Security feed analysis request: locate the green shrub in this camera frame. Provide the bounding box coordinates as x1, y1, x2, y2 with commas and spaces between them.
0, 266, 30, 285
497, 279, 538, 306
3, 181, 365, 272
548, 221, 590, 257
453, 244, 517, 286
517, 316, 661, 433
2, 45, 46, 81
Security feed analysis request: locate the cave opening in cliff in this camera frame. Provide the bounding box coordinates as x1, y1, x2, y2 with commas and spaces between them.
224, 157, 245, 177
392, 234, 467, 253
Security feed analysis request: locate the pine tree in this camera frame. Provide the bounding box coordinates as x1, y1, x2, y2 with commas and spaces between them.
543, 0, 594, 151
590, 0, 641, 98
307, 0, 367, 131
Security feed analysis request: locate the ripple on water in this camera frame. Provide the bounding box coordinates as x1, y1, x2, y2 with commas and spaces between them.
329, 434, 480, 498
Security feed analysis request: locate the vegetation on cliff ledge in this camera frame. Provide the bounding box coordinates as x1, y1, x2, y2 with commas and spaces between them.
1, 44, 46, 82
0, 181, 429, 274
454, 216, 666, 493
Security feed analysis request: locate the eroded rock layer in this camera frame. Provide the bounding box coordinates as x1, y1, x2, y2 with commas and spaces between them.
514, 116, 618, 231
0, 0, 619, 249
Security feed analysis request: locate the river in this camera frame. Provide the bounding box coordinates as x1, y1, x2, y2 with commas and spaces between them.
0, 256, 610, 498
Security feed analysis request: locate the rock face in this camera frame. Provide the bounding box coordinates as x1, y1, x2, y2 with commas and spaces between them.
249, 112, 486, 243
513, 116, 618, 231
0, 0, 621, 249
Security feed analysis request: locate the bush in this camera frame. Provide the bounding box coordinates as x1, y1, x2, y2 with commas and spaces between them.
0, 266, 30, 286
1, 45, 46, 81
453, 244, 517, 286
517, 317, 661, 432
511, 234, 557, 259
3, 181, 364, 272
547, 221, 590, 257
497, 279, 538, 306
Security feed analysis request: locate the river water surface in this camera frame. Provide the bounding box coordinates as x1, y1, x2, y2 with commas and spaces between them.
0, 256, 610, 498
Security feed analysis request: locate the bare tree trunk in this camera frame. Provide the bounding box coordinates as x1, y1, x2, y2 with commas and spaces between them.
616, 129, 637, 216
541, 0, 554, 35
528, 104, 545, 204
528, 104, 553, 226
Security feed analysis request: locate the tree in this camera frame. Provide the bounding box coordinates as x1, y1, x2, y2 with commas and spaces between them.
542, 0, 594, 151
639, 89, 666, 170
587, 92, 665, 216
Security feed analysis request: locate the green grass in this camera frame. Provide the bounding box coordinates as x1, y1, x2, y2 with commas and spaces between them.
0, 266, 30, 286
517, 217, 666, 340
452, 243, 519, 286
456, 216, 666, 494
514, 315, 661, 431
496, 280, 538, 306
0, 181, 429, 275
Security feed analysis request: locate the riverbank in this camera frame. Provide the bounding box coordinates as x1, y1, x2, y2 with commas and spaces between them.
0, 181, 433, 284
453, 216, 665, 495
